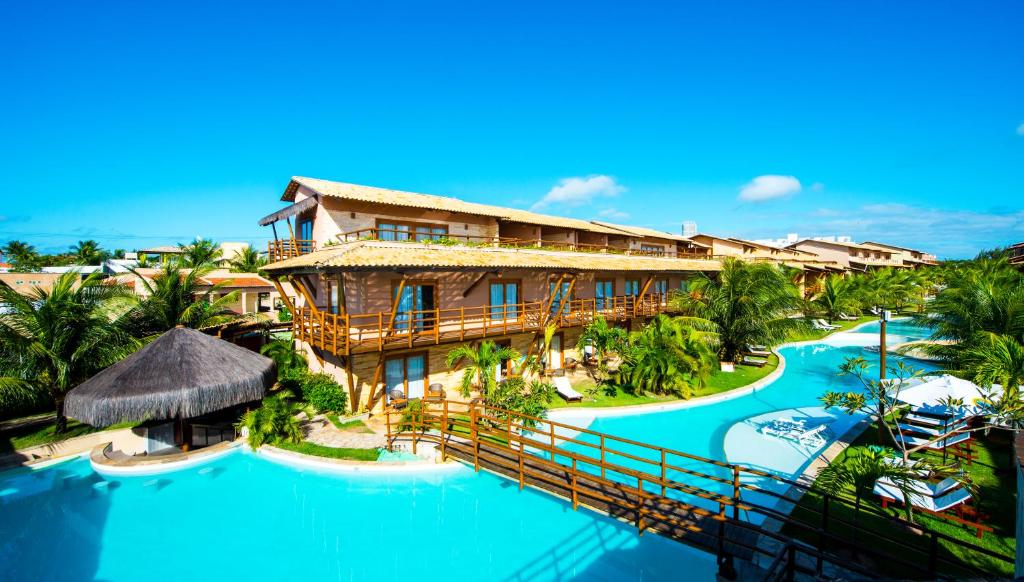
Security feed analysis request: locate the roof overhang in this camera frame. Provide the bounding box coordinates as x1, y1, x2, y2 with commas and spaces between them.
258, 196, 319, 226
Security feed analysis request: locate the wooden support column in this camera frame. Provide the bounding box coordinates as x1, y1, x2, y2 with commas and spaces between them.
366, 277, 409, 412
634, 276, 654, 317
271, 278, 296, 314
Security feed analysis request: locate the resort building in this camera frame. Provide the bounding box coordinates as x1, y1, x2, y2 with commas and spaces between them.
860, 241, 938, 268
1010, 242, 1024, 269
112, 268, 292, 318
786, 238, 904, 271
258, 176, 724, 412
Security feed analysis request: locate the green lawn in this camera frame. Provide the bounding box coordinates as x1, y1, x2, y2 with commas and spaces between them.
786, 422, 1015, 578
274, 440, 381, 462
1, 419, 137, 454
327, 415, 374, 433
549, 355, 779, 409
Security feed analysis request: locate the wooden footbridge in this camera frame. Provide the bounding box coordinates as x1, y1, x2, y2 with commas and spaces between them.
385, 400, 1012, 581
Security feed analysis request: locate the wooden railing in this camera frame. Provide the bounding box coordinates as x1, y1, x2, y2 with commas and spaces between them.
336, 227, 714, 260
386, 400, 1013, 580
293, 293, 667, 355
267, 239, 316, 262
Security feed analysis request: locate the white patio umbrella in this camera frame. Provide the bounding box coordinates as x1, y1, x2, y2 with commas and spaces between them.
895, 374, 998, 416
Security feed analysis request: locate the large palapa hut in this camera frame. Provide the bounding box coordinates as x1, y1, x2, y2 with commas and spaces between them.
66, 326, 276, 453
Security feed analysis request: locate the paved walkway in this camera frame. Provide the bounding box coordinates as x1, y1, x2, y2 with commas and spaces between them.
304, 416, 387, 449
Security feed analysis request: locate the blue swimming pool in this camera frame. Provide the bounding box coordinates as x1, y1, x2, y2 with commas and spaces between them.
0, 450, 714, 581
0, 321, 934, 581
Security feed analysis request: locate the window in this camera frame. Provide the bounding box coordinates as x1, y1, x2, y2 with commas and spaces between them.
549, 280, 573, 316
653, 279, 669, 295
385, 353, 427, 401
298, 218, 313, 241
489, 280, 520, 321
327, 277, 342, 314
640, 244, 664, 255
393, 281, 436, 331
624, 279, 640, 296
493, 340, 514, 382
595, 278, 614, 310
257, 292, 271, 313
377, 220, 448, 242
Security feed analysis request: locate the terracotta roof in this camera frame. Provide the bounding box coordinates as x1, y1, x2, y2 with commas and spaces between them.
283, 176, 627, 236
263, 240, 721, 273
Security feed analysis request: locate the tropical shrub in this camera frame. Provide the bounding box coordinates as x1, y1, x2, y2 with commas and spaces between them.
486, 377, 555, 427
304, 373, 348, 413
812, 274, 860, 324
446, 340, 520, 397
235, 391, 313, 449
613, 315, 717, 399
576, 316, 627, 374
277, 366, 309, 397
278, 306, 293, 323
260, 339, 307, 374
129, 263, 258, 335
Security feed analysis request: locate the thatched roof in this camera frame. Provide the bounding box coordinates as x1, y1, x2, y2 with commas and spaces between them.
262, 240, 722, 274
65, 327, 276, 427
281, 176, 627, 236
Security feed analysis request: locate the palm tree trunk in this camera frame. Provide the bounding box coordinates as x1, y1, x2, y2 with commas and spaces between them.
55, 397, 68, 433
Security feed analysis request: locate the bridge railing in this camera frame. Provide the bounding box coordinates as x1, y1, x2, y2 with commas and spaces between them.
385, 399, 1012, 580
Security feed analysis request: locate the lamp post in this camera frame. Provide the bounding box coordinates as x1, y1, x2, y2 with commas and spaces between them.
879, 308, 890, 380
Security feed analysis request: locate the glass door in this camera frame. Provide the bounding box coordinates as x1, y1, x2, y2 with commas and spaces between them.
549, 281, 573, 317
595, 278, 614, 311
489, 281, 520, 321
393, 283, 436, 331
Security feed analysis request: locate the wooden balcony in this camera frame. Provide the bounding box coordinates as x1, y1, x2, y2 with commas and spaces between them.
294, 293, 667, 355
336, 228, 712, 260
267, 239, 316, 262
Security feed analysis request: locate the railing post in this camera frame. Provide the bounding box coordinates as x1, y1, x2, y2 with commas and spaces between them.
439, 400, 448, 461
571, 457, 579, 510
518, 438, 525, 490
732, 465, 741, 520
600, 434, 607, 480
412, 403, 419, 455
471, 404, 479, 472
377, 312, 383, 350
660, 449, 667, 497
460, 306, 465, 341
927, 532, 939, 578
434, 308, 440, 344
636, 475, 645, 534
385, 407, 393, 452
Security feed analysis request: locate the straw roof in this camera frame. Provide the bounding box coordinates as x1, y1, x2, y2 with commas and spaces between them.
263, 240, 721, 274
590, 221, 693, 243
65, 327, 276, 427
282, 176, 626, 236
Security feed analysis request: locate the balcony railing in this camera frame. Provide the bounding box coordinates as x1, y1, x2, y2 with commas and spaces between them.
336, 228, 712, 260
267, 239, 316, 262
293, 293, 667, 355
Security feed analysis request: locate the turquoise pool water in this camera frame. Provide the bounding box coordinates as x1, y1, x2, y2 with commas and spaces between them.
0, 321, 934, 581
0, 450, 714, 581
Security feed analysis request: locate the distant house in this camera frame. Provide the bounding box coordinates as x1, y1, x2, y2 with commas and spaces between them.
786, 239, 903, 271
1009, 242, 1024, 269
860, 241, 938, 268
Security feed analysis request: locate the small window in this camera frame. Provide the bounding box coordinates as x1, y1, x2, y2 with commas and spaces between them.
624, 279, 640, 296
640, 244, 664, 255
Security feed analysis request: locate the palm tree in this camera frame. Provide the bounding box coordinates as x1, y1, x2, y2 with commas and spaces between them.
70, 239, 104, 265
812, 274, 859, 324
960, 332, 1024, 400
2, 240, 40, 271
816, 446, 922, 532
260, 339, 308, 374
445, 340, 520, 397
235, 391, 313, 449
177, 238, 223, 268
129, 263, 256, 335
0, 272, 140, 431
613, 315, 717, 399
576, 316, 627, 373
671, 259, 805, 362
228, 245, 268, 273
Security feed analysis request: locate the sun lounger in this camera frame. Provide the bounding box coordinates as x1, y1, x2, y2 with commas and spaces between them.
741, 356, 768, 367
896, 431, 971, 451
759, 419, 828, 448
552, 376, 583, 402
744, 344, 771, 357
814, 319, 841, 330
904, 412, 967, 427
874, 477, 990, 538
838, 313, 858, 321
896, 422, 967, 438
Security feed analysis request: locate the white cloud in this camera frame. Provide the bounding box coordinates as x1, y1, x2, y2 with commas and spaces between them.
597, 208, 630, 220
1017, 123, 1024, 136
532, 175, 625, 211
737, 175, 802, 202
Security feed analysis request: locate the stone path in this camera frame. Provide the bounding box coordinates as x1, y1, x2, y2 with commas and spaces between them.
303, 416, 387, 449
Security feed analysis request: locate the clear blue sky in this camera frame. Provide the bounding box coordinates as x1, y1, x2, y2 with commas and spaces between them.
1, 1, 1021, 259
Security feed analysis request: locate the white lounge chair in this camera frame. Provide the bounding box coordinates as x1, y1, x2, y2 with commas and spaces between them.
744, 344, 771, 357
838, 312, 858, 321
896, 431, 971, 451
552, 376, 583, 402
759, 419, 828, 448
741, 356, 768, 367
814, 319, 841, 330
873, 477, 970, 513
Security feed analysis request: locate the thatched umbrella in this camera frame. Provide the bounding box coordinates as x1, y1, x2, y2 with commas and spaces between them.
66, 326, 276, 428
